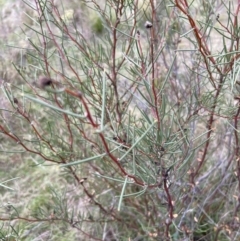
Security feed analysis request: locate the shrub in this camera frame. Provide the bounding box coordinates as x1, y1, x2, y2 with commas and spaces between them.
1, 0, 240, 240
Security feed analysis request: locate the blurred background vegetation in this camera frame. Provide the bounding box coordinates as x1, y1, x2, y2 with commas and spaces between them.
1, 0, 240, 240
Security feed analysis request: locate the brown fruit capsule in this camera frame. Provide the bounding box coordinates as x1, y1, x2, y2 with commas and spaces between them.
38, 76, 53, 89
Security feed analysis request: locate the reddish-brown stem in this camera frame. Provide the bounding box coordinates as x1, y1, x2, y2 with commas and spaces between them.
234, 101, 240, 214
174, 0, 240, 186
0, 216, 104, 241
149, 0, 161, 130
163, 171, 174, 238
4, 97, 80, 183
192, 75, 224, 184
0, 124, 58, 163
81, 182, 122, 222
175, 0, 221, 89
64, 88, 161, 187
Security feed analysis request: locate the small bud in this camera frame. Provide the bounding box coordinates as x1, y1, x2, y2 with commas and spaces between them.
80, 177, 87, 184
77, 91, 82, 98
13, 98, 18, 104
165, 218, 172, 225
145, 21, 153, 29
159, 146, 165, 152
